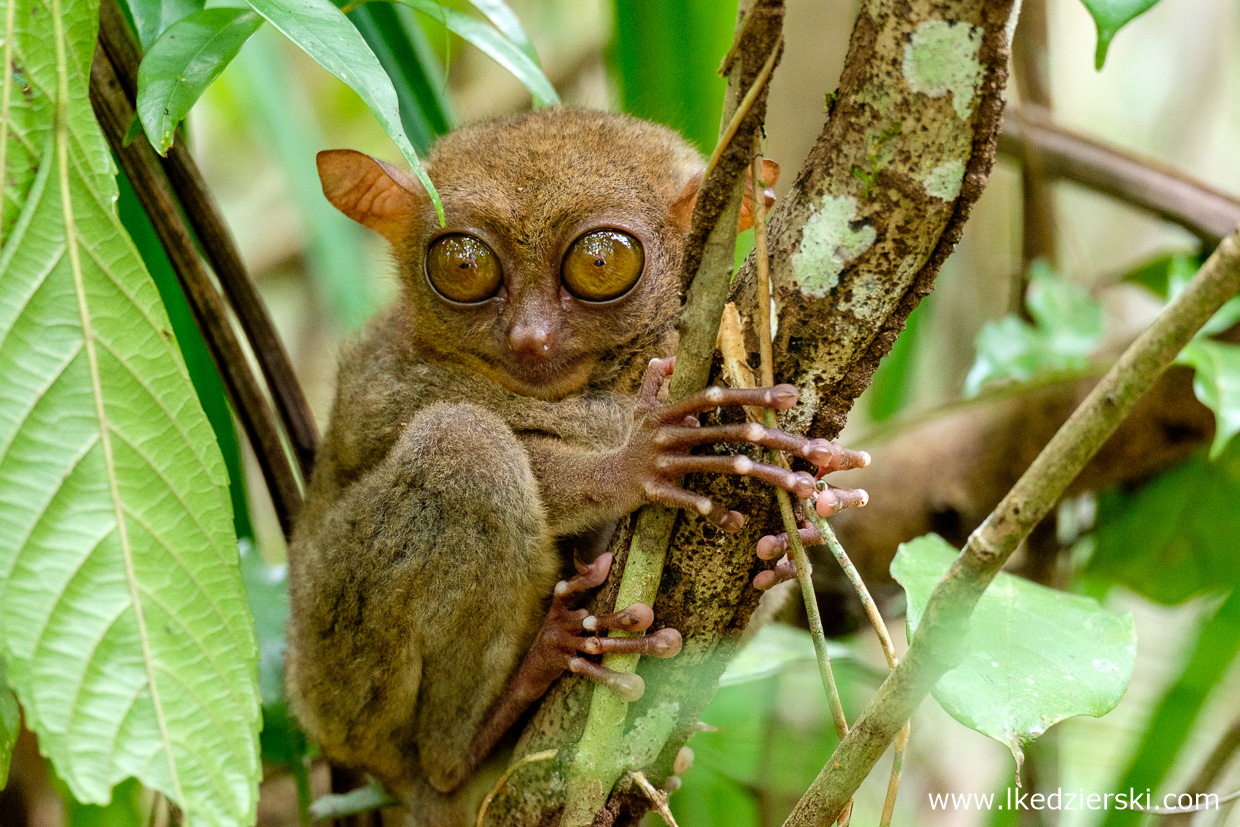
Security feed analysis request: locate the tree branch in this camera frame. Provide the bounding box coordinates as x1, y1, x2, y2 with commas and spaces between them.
96, 0, 320, 479
783, 227, 1240, 826
999, 107, 1240, 247
89, 46, 304, 537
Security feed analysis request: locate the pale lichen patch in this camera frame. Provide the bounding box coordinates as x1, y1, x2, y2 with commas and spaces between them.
791, 196, 877, 299
924, 160, 966, 201
902, 20, 984, 120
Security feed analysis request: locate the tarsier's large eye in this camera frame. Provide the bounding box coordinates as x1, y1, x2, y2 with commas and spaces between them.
562, 230, 644, 302
426, 234, 503, 303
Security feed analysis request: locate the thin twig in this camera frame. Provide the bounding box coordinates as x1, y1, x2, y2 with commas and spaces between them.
476, 750, 557, 827
701, 42, 780, 185
630, 771, 680, 827
803, 508, 910, 827
1162, 717, 1240, 825
96, 0, 320, 479
89, 45, 304, 536
308, 779, 397, 821
783, 227, 1240, 827
1000, 107, 1240, 247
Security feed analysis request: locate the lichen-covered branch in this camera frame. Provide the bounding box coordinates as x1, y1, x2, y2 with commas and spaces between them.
783, 227, 1240, 827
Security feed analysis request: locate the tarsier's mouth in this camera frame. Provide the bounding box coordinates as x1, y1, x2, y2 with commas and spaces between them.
497, 357, 594, 401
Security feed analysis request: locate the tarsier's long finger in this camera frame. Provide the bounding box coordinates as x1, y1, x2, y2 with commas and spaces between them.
569, 657, 645, 702
584, 603, 654, 633
644, 481, 745, 532
636, 357, 676, 412
756, 527, 822, 560
554, 552, 612, 601
754, 558, 797, 590
811, 442, 871, 476
656, 384, 798, 424
656, 422, 831, 461
814, 485, 869, 517
655, 454, 816, 497
577, 628, 683, 658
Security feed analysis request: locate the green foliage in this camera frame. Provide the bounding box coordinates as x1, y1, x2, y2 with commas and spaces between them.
964, 261, 1104, 396
1098, 588, 1240, 827
672, 626, 871, 826
390, 0, 556, 107
0, 663, 16, 788
0, 0, 260, 819
609, 0, 737, 154
239, 0, 444, 220
125, 0, 201, 49
464, 0, 537, 62
136, 9, 263, 153
60, 776, 148, 827
892, 535, 1136, 773
1088, 442, 1240, 604
1079, 0, 1164, 69
240, 542, 312, 820
1175, 338, 1240, 458
867, 292, 934, 422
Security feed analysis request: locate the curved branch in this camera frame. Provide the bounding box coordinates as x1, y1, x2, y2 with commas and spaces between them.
1000, 106, 1240, 247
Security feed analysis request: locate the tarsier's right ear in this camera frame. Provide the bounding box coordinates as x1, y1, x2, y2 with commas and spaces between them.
316, 149, 423, 245
668, 159, 780, 235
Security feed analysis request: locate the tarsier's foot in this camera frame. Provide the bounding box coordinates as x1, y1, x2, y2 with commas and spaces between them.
753, 479, 870, 591
522, 553, 681, 702
624, 357, 870, 532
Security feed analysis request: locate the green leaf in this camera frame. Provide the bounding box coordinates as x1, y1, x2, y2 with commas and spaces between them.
390, 0, 557, 107
1088, 446, 1240, 604
1126, 252, 1240, 337
719, 622, 853, 688
136, 8, 263, 154
610, 0, 736, 154
1098, 588, 1240, 827
1079, 0, 1162, 69
348, 3, 452, 152
0, 662, 17, 789
964, 263, 1103, 396
464, 0, 537, 62
0, 0, 260, 819
61, 776, 147, 827
892, 535, 1136, 773
242, 0, 444, 222
123, 0, 204, 51
1175, 339, 1240, 458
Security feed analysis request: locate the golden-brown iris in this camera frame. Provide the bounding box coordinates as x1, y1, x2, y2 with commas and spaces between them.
426, 234, 503, 303
562, 230, 644, 302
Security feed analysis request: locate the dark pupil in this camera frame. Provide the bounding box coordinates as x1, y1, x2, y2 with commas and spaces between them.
459, 261, 471, 270
594, 259, 606, 267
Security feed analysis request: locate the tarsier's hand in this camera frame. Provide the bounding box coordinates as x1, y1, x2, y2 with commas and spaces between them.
616, 357, 869, 532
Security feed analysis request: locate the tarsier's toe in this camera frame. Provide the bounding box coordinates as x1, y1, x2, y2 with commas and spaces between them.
577, 628, 682, 658
753, 558, 798, 590
570, 657, 646, 702
814, 485, 869, 517
584, 603, 654, 633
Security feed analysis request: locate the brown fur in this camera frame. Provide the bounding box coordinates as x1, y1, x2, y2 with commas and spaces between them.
285, 109, 704, 825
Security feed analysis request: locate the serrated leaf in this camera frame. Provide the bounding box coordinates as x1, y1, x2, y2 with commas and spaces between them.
1088, 445, 1240, 604
392, 0, 556, 107
1080, 0, 1162, 69
892, 535, 1136, 773
136, 8, 263, 154
0, 0, 260, 821
242, 0, 444, 222
123, 0, 204, 50
964, 264, 1103, 396
0, 662, 17, 788
1175, 338, 1240, 458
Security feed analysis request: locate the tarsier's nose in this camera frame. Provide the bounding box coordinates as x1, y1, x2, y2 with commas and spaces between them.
508, 321, 556, 360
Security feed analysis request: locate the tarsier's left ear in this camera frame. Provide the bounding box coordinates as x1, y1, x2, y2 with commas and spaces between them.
317, 149, 424, 245
669, 159, 780, 235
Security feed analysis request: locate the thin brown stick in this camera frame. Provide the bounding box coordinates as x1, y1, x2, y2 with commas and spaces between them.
89, 46, 303, 537
95, 0, 320, 478
629, 772, 680, 827
784, 227, 1240, 826
1162, 717, 1240, 826
1000, 107, 1240, 247
701, 43, 780, 185
1011, 0, 1057, 308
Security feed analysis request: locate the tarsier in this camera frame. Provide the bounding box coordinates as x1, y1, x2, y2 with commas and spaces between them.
286, 109, 867, 824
